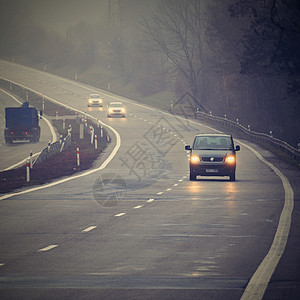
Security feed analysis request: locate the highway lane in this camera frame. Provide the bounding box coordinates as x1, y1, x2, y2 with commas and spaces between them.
0, 88, 56, 171
0, 60, 299, 299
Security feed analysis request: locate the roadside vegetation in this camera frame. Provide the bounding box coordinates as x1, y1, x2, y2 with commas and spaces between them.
0, 0, 299, 146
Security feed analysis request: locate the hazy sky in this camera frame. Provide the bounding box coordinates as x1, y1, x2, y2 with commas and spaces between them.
27, 0, 155, 34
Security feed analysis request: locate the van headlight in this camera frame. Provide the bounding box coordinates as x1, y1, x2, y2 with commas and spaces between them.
190, 155, 200, 163
225, 155, 235, 164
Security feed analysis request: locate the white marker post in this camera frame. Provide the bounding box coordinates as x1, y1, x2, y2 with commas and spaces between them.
90, 126, 94, 144
95, 135, 98, 149
100, 126, 103, 138
26, 160, 30, 182
76, 147, 80, 167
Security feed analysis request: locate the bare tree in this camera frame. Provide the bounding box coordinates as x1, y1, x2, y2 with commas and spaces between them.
140, 0, 206, 103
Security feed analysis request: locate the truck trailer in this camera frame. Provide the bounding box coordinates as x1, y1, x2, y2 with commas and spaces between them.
4, 102, 41, 144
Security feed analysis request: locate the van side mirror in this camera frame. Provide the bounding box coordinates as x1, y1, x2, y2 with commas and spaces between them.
235, 145, 240, 151
185, 145, 191, 151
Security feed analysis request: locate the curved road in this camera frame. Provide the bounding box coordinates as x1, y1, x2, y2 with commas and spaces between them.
0, 60, 299, 300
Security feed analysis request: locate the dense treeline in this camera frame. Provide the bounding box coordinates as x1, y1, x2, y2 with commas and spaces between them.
0, 0, 299, 146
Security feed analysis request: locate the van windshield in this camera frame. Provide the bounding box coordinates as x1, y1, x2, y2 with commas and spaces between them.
193, 136, 233, 150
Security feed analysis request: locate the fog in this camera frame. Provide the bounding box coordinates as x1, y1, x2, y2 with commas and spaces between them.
0, 0, 299, 147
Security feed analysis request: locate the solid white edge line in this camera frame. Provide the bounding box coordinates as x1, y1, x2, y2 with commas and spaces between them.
239, 141, 294, 300
0, 87, 22, 104
0, 99, 121, 201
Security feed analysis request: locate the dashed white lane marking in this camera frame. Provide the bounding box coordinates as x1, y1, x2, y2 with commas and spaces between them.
0, 263, 5, 267
115, 213, 126, 217
134, 205, 143, 209
166, 188, 172, 191
157, 192, 164, 195
38, 245, 58, 252
82, 226, 97, 232
147, 198, 154, 203
173, 184, 178, 187
178, 179, 183, 182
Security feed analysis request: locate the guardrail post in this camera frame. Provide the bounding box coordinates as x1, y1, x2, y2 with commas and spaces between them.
270, 130, 273, 137
60, 138, 65, 152
63, 119, 66, 130
248, 125, 251, 131
68, 125, 72, 138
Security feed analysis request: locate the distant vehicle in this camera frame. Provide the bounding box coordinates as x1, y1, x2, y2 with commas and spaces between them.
185, 134, 240, 181
88, 94, 103, 107
107, 102, 126, 117
4, 102, 41, 144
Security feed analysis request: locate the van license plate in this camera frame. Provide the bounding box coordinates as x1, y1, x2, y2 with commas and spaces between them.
206, 169, 219, 173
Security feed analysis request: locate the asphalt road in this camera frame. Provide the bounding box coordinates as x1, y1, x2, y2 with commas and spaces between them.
0, 60, 299, 300
0, 88, 56, 171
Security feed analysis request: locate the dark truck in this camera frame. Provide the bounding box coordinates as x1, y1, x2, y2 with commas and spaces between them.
4, 102, 41, 144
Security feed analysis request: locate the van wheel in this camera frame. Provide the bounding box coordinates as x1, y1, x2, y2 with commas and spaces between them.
229, 171, 236, 181
190, 171, 196, 181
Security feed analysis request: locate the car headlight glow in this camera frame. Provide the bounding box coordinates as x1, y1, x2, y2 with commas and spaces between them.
225, 155, 235, 164
191, 155, 200, 163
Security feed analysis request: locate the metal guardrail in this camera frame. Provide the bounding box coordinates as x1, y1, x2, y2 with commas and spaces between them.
33, 134, 71, 166
193, 111, 300, 162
